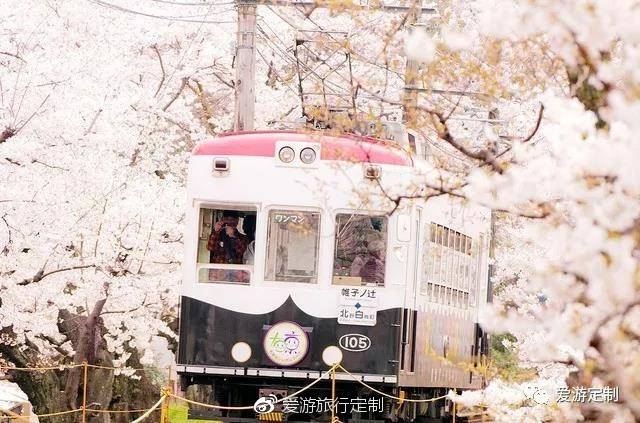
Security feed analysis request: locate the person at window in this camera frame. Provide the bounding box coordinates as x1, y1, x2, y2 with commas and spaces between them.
242, 214, 257, 265
350, 238, 385, 285
207, 211, 249, 264
334, 216, 373, 275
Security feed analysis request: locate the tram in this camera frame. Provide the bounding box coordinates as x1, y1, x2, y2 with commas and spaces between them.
176, 128, 492, 422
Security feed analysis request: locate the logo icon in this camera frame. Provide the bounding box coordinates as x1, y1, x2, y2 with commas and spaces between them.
263, 321, 309, 366
521, 385, 551, 405
338, 334, 371, 352
253, 394, 277, 413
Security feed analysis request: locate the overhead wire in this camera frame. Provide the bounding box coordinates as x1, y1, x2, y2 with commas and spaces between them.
86, 0, 236, 24
254, 47, 301, 98
257, 13, 293, 53
266, 3, 402, 78
147, 0, 235, 5
256, 24, 352, 97
152, 0, 224, 103
262, 5, 374, 99
281, 2, 483, 131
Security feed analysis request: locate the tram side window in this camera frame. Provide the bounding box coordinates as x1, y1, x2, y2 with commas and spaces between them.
421, 222, 475, 308
197, 208, 257, 283
265, 210, 320, 283
332, 214, 388, 286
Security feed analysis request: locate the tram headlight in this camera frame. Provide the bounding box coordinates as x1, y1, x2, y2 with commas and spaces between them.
231, 341, 252, 363
322, 345, 343, 366
299, 147, 317, 164
278, 146, 295, 163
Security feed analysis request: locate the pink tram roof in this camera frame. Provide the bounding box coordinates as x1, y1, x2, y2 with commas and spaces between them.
192, 130, 413, 167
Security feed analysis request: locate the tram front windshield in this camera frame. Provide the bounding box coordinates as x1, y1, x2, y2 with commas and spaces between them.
265, 210, 320, 283
333, 214, 387, 286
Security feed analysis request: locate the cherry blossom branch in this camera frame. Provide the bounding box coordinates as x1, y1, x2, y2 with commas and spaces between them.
152, 44, 166, 97
494, 104, 544, 159
162, 77, 188, 111
353, 79, 505, 172
211, 70, 235, 89
187, 78, 217, 134
101, 294, 150, 315
137, 219, 155, 274
1, 214, 11, 253
3, 157, 22, 166
589, 298, 640, 351
14, 93, 51, 134
0, 51, 25, 62
84, 108, 102, 135
349, 80, 553, 218
18, 264, 97, 286
31, 159, 69, 171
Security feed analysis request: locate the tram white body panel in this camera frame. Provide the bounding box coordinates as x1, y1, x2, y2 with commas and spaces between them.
182, 155, 489, 315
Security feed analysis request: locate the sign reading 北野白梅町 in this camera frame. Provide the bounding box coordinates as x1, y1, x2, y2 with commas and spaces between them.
338, 288, 378, 326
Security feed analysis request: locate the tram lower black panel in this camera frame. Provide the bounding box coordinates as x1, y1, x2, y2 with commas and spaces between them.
178, 296, 401, 375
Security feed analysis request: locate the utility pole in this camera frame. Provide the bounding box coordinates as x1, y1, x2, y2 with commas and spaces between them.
402, 1, 422, 129
234, 0, 257, 131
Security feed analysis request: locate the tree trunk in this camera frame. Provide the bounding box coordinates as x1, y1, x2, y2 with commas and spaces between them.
0, 329, 70, 422
63, 298, 107, 410
1, 302, 161, 422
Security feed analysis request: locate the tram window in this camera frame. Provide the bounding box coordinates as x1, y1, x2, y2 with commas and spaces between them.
332, 214, 388, 286
197, 207, 256, 283
265, 210, 320, 283
422, 222, 477, 307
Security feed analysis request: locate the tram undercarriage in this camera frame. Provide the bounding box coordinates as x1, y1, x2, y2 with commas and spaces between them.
180, 376, 456, 423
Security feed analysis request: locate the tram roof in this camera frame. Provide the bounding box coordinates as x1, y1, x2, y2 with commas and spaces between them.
192, 130, 413, 166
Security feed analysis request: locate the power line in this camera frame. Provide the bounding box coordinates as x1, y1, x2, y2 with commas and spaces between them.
147, 0, 235, 5
257, 14, 291, 52
154, 0, 221, 102
255, 47, 301, 98
256, 25, 351, 96
265, 0, 436, 13
87, 0, 236, 23
265, 5, 298, 30
265, 4, 403, 84
255, 28, 297, 67
292, 7, 404, 77
257, 13, 353, 94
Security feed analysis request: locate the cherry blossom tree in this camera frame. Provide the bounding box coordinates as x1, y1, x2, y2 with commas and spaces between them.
393, 1, 640, 421
0, 0, 240, 416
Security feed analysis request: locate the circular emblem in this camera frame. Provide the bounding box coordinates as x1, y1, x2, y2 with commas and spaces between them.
263, 321, 309, 366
